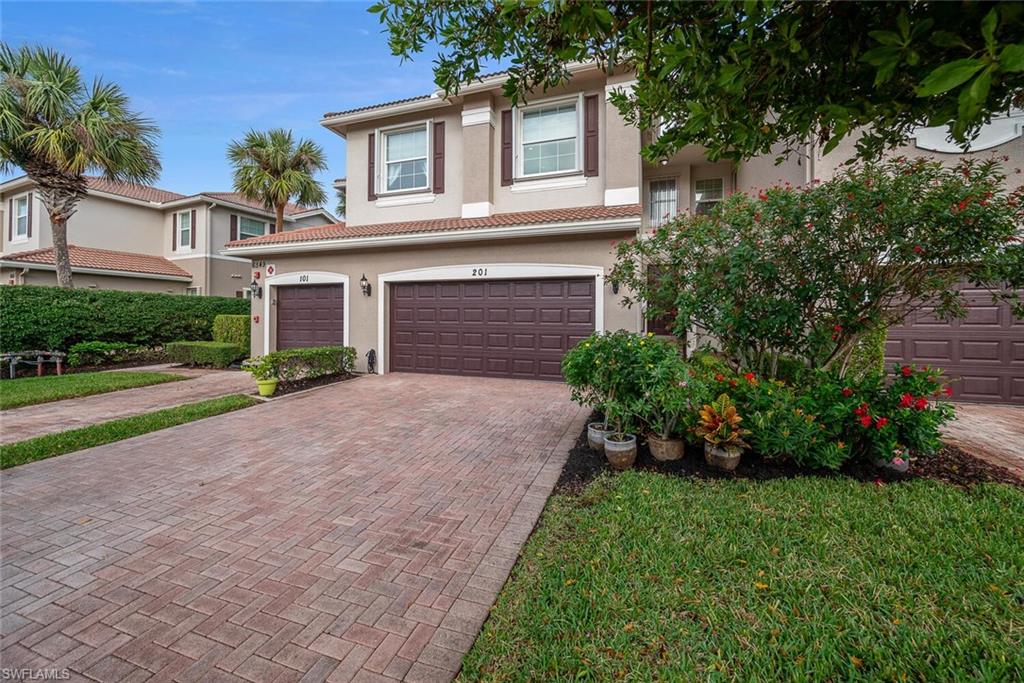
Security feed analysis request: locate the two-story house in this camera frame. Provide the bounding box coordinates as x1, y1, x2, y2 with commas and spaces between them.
0, 176, 335, 297
223, 66, 1022, 403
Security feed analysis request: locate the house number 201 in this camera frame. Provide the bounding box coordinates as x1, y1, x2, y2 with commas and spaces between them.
471, 268, 488, 277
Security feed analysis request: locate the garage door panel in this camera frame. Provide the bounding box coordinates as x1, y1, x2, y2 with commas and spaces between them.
389, 277, 595, 380
961, 306, 1001, 326
960, 340, 1001, 361
276, 284, 344, 350
912, 340, 951, 361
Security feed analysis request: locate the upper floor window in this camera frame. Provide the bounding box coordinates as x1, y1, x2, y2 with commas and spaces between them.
649, 179, 678, 227
518, 98, 580, 177
383, 124, 429, 192
14, 196, 29, 238
238, 216, 266, 239
694, 178, 724, 215
177, 210, 192, 248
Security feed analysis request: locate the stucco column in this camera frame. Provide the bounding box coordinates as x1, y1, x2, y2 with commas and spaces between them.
461, 95, 495, 218
603, 80, 641, 206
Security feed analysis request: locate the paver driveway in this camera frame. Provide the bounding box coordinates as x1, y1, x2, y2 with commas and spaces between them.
0, 374, 588, 682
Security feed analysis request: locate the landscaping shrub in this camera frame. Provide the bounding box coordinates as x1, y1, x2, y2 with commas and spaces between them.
66, 341, 163, 368
245, 346, 357, 383
166, 341, 245, 368
212, 315, 251, 349
0, 285, 248, 353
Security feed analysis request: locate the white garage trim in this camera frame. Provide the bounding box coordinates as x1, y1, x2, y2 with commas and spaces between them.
264, 271, 350, 354
376, 263, 605, 375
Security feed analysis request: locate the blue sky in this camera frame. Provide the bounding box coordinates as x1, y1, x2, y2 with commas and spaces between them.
1, 1, 458, 205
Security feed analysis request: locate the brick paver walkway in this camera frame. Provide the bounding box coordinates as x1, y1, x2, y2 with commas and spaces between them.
943, 402, 1024, 477
0, 369, 254, 445
0, 374, 587, 682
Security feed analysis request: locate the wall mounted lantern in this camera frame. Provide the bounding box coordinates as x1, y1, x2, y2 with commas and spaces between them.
360, 273, 372, 297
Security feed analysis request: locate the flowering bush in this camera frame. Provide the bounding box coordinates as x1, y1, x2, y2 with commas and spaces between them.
610, 157, 1023, 380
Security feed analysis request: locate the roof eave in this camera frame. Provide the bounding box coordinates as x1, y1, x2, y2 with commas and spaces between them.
0, 260, 193, 282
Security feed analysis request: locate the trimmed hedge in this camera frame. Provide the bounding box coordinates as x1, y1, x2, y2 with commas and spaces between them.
245, 346, 356, 382
0, 285, 249, 353
212, 315, 251, 349
66, 341, 165, 368
167, 341, 245, 368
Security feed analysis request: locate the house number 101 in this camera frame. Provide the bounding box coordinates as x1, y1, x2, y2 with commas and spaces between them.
471, 268, 488, 277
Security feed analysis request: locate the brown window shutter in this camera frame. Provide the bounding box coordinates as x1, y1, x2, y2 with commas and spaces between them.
367, 132, 377, 201
229, 214, 238, 241
269, 216, 276, 234
500, 109, 513, 186
8, 199, 13, 242
26, 193, 32, 238
584, 94, 599, 177
432, 121, 445, 194
171, 213, 177, 251
190, 209, 197, 249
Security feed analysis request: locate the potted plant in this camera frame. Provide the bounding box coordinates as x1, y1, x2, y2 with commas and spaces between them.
603, 399, 638, 470
641, 358, 706, 461
694, 393, 750, 471
243, 356, 278, 397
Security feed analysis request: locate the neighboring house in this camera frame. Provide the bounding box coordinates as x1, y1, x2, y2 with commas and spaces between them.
0, 176, 335, 297
223, 65, 1022, 403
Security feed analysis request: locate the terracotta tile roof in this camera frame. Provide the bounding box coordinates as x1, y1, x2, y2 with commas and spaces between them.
199, 192, 319, 216
226, 204, 641, 249
323, 94, 437, 119
1, 245, 193, 279
85, 177, 185, 203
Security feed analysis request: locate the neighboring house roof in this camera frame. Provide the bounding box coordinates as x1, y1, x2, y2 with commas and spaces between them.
323, 93, 437, 119
0, 245, 193, 280
197, 192, 314, 217
225, 204, 642, 249
85, 177, 185, 204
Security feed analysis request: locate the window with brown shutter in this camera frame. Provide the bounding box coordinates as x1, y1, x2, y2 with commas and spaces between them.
432, 121, 445, 194
230, 214, 238, 241
367, 132, 377, 201
583, 94, 599, 177
500, 109, 513, 186
190, 209, 197, 249
26, 192, 32, 238
171, 213, 177, 252
7, 199, 12, 243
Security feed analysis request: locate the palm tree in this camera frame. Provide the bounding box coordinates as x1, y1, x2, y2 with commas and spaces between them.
226, 129, 327, 233
0, 45, 160, 288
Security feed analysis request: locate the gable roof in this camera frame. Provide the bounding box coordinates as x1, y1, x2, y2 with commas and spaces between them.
225, 204, 641, 250
0, 245, 193, 280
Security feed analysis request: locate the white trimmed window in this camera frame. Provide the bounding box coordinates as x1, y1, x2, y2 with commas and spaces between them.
14, 196, 28, 238
177, 211, 192, 248
518, 97, 580, 177
382, 124, 429, 192
185, 286, 201, 296
649, 179, 678, 227
694, 178, 725, 215
239, 216, 266, 239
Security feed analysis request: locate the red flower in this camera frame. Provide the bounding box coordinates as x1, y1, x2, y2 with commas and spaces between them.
758, 192, 768, 200
860, 415, 873, 427
875, 417, 888, 429
832, 324, 842, 332
914, 397, 928, 410
913, 245, 923, 254
743, 372, 755, 382
714, 373, 725, 382
854, 403, 869, 416
943, 386, 953, 397
729, 379, 738, 387
841, 388, 853, 397
901, 365, 913, 377
900, 393, 914, 408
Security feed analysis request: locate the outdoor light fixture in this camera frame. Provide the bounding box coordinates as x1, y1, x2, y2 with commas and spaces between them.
659, 158, 669, 166
612, 281, 620, 295
248, 279, 263, 299
360, 273, 372, 297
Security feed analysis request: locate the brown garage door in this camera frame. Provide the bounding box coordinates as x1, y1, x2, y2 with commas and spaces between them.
886, 285, 1023, 404
389, 278, 595, 380
276, 284, 344, 349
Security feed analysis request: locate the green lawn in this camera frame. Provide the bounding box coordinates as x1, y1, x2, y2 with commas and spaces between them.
462, 471, 1024, 681
0, 371, 185, 410
0, 394, 259, 469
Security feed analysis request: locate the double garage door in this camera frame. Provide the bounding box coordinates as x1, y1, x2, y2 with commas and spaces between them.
886, 285, 1023, 404
390, 278, 595, 381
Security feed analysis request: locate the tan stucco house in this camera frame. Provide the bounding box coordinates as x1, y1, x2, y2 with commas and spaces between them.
0, 176, 335, 297
223, 66, 1022, 403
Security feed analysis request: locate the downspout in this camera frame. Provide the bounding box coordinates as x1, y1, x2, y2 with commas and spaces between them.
206, 202, 215, 295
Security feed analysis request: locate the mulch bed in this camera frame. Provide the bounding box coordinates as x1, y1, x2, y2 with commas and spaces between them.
271, 373, 356, 398
556, 413, 1023, 495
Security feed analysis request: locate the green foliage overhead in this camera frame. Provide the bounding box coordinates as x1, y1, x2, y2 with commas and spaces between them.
226, 128, 328, 232
372, 1, 1024, 161
0, 285, 248, 353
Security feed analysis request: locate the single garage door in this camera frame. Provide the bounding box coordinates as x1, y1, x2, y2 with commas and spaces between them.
389, 278, 595, 380
886, 284, 1023, 404
276, 284, 344, 349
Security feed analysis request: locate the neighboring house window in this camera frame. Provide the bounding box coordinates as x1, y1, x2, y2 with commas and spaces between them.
649, 179, 678, 227
519, 99, 579, 177
236, 289, 252, 300
14, 196, 29, 238
238, 216, 266, 239
177, 211, 192, 248
694, 178, 724, 215
382, 124, 428, 192
185, 286, 201, 296
645, 266, 676, 337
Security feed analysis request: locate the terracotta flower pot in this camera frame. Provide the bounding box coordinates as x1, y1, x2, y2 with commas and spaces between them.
604, 433, 637, 470
648, 435, 685, 461
704, 442, 741, 471
588, 422, 613, 452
